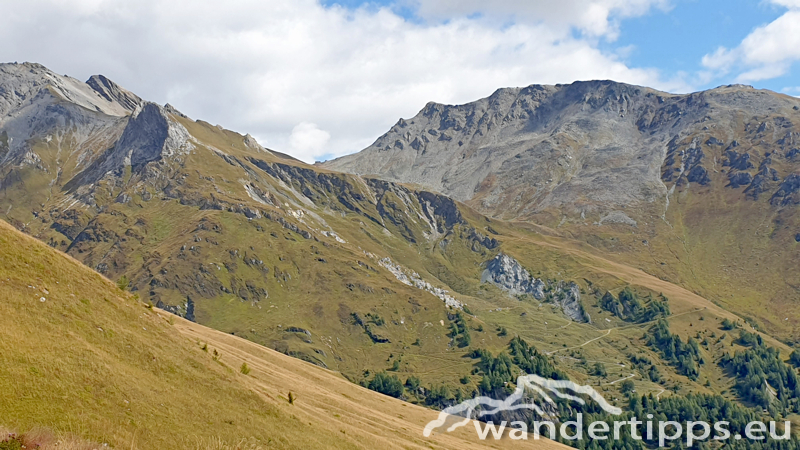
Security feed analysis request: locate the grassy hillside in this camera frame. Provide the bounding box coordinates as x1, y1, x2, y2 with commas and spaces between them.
0, 219, 567, 449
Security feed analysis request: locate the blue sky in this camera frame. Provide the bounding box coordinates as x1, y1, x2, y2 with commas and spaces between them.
2, 0, 799, 162
604, 0, 794, 92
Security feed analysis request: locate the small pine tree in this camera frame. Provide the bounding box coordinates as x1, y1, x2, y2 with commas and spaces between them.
116, 275, 129, 291
592, 362, 607, 377
790, 350, 800, 368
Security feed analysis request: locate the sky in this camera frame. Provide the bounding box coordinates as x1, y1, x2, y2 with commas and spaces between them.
0, 0, 798, 163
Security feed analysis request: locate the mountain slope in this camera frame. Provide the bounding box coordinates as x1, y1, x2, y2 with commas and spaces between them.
322, 80, 800, 341
0, 218, 569, 449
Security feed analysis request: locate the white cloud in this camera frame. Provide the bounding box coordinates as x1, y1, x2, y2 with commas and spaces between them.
701, 3, 800, 83
409, 0, 670, 40
290, 122, 331, 160
0, 0, 677, 163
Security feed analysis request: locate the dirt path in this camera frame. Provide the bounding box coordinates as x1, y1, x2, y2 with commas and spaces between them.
546, 329, 612, 355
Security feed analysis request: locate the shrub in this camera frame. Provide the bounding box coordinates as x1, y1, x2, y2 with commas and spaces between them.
620, 380, 635, 395
116, 275, 129, 291
0, 434, 23, 450
240, 362, 251, 375
592, 362, 607, 377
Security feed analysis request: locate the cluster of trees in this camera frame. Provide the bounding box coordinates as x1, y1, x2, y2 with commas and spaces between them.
367, 371, 404, 398
645, 319, 703, 380
469, 337, 570, 396
623, 393, 794, 450
365, 371, 469, 408
599, 288, 670, 323
722, 317, 739, 330
448, 311, 471, 348
365, 333, 800, 450
508, 336, 568, 380
473, 349, 515, 395
722, 342, 800, 414
628, 353, 662, 383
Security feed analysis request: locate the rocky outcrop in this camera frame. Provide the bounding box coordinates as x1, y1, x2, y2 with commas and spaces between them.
0, 62, 133, 118
551, 281, 589, 324
481, 253, 589, 323
481, 253, 545, 298
65, 102, 193, 188
378, 257, 463, 309
771, 174, 800, 206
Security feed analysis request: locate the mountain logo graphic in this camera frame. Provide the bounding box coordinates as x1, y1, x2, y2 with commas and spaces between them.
423, 374, 621, 437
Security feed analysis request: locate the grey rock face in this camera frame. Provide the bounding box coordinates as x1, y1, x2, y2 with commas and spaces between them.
64, 102, 193, 187
123, 103, 192, 168
552, 281, 589, 324
771, 174, 800, 206
0, 63, 194, 193
0, 63, 133, 118
482, 253, 545, 298
323, 81, 800, 220
482, 252, 589, 323
86, 74, 142, 113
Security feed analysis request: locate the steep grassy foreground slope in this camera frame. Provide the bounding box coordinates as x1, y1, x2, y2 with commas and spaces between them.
0, 219, 565, 449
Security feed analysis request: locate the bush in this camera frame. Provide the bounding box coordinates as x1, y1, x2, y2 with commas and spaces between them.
240, 362, 251, 375
0, 434, 23, 450
620, 380, 635, 395
592, 362, 607, 377
738, 330, 759, 347
116, 275, 129, 291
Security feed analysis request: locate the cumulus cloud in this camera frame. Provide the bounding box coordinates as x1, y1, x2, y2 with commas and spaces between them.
0, 0, 676, 162
290, 122, 331, 160
701, 2, 800, 83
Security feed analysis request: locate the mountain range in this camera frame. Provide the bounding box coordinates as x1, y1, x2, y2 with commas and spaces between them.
2, 61, 800, 448
323, 80, 800, 341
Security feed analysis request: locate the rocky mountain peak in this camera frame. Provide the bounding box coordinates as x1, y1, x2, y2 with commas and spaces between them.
0, 62, 135, 118
86, 74, 142, 113
123, 102, 193, 167
322, 79, 800, 221
66, 101, 194, 188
